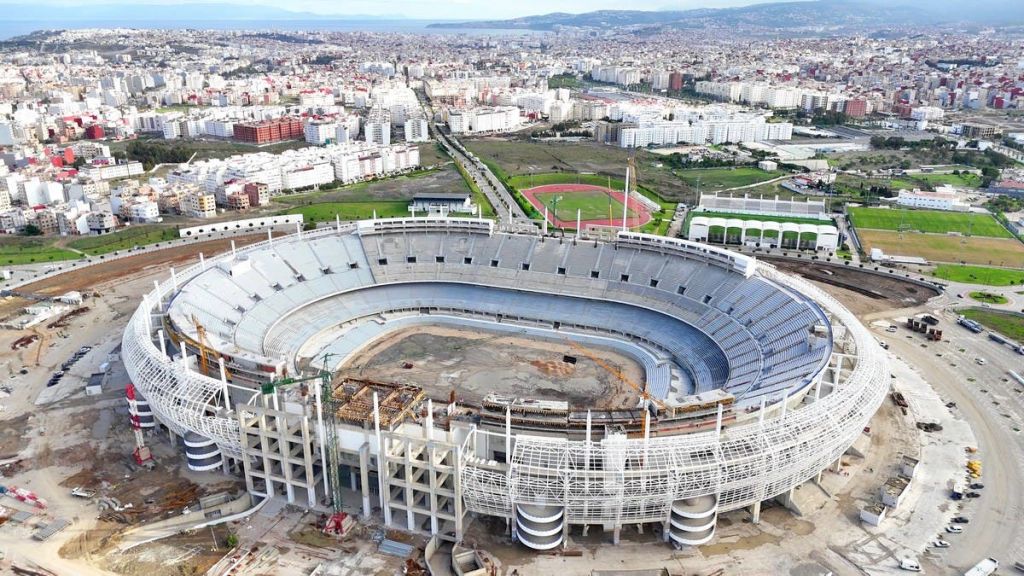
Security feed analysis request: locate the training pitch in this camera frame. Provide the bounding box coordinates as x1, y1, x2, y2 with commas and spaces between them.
522, 183, 653, 229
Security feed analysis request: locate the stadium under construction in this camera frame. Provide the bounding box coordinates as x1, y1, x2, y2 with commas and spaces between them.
121, 217, 888, 550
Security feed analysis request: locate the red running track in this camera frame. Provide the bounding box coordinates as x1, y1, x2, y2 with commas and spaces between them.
521, 184, 653, 229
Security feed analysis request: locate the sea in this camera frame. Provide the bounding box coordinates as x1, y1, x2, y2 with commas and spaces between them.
0, 19, 547, 41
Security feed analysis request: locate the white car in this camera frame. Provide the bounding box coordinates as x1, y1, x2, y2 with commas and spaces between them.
899, 558, 922, 572
975, 358, 986, 365
946, 525, 963, 534
932, 539, 950, 548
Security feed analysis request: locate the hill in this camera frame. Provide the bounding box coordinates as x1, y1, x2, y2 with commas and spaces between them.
428, 0, 1024, 31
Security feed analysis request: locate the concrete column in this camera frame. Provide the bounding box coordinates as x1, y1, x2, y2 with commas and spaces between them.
359, 442, 372, 518
751, 500, 761, 524
218, 357, 230, 412
231, 240, 237, 257
153, 280, 162, 309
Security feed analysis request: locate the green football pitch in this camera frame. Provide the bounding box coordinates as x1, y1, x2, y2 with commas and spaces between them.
534, 190, 635, 222
848, 207, 1011, 238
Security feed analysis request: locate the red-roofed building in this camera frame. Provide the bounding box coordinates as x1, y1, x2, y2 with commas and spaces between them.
85, 125, 104, 140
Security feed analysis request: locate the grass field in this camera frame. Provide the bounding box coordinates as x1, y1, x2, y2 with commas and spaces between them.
857, 230, 1024, 266
914, 172, 983, 188
533, 190, 633, 222
274, 164, 497, 220
849, 207, 1011, 238
508, 172, 673, 211
464, 140, 689, 201
674, 167, 783, 191
67, 225, 180, 256
283, 201, 412, 222
960, 308, 1024, 342
0, 237, 80, 265
969, 291, 1009, 304
933, 264, 1024, 286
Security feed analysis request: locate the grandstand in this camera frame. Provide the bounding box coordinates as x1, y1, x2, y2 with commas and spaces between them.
123, 217, 887, 550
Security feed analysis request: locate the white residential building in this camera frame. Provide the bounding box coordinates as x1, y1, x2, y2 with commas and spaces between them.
404, 117, 429, 143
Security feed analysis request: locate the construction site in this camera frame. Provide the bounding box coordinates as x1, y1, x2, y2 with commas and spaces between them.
0, 217, 1015, 576
344, 325, 646, 410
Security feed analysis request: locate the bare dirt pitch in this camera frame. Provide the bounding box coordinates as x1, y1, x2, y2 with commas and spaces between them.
342, 325, 645, 410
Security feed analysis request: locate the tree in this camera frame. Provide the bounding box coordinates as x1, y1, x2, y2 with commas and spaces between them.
225, 533, 239, 548
21, 224, 42, 236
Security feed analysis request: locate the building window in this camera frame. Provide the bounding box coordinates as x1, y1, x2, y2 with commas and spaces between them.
649, 279, 659, 288
557, 267, 566, 275
522, 262, 530, 271
490, 259, 499, 267
677, 286, 686, 295
464, 257, 473, 265
435, 256, 445, 263
620, 274, 630, 282
378, 258, 388, 266
407, 256, 417, 264
591, 270, 600, 279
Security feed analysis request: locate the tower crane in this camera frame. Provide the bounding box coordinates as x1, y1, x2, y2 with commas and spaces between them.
260, 354, 348, 535
190, 314, 221, 377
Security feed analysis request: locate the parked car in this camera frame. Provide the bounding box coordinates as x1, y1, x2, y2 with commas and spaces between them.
969, 483, 985, 490
965, 492, 981, 499
946, 525, 964, 534
899, 558, 922, 572
932, 539, 951, 548
952, 516, 970, 524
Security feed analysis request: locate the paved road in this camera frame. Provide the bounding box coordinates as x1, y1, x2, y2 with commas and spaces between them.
878, 303, 1024, 572
417, 91, 535, 233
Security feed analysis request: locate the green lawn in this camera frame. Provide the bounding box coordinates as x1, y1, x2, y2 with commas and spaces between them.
674, 167, 784, 191
961, 308, 1024, 342
933, 264, 1024, 286
534, 190, 632, 222
914, 172, 983, 188
68, 225, 180, 256
848, 207, 1011, 238
969, 291, 1009, 304
463, 140, 689, 202
283, 201, 412, 222
0, 238, 80, 265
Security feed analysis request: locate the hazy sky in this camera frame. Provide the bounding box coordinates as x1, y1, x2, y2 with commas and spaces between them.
0, 0, 810, 20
